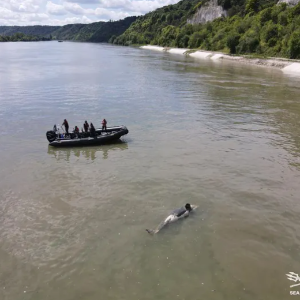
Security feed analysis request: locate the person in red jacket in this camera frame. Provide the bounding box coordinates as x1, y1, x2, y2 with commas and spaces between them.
74, 126, 79, 134
102, 118, 107, 131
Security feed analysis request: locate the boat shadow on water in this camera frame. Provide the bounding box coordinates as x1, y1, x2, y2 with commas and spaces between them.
47, 140, 128, 161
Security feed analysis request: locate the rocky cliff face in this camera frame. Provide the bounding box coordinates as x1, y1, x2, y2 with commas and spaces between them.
187, 0, 227, 25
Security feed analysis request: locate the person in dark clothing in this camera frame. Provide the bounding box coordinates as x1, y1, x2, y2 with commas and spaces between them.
172, 203, 192, 217
90, 122, 96, 136
62, 119, 69, 134
83, 121, 89, 133
74, 126, 79, 134
102, 119, 107, 131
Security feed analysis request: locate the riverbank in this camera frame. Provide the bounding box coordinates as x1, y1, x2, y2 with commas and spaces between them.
140, 45, 300, 75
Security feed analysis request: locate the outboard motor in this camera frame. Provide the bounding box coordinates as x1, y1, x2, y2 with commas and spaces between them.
46, 130, 57, 143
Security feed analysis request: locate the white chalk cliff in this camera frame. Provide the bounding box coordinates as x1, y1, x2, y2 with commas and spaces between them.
187, 0, 227, 24
278, 0, 300, 5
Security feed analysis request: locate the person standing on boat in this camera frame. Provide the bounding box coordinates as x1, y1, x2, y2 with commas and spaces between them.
62, 119, 69, 134
102, 119, 107, 131
83, 121, 89, 133
90, 123, 96, 136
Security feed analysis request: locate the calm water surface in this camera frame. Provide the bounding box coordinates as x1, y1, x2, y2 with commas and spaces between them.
0, 41, 300, 300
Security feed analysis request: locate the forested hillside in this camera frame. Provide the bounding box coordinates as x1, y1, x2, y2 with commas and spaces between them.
0, 25, 58, 37
0, 17, 137, 43
111, 0, 202, 45
0, 32, 52, 42
113, 0, 300, 59
51, 17, 137, 42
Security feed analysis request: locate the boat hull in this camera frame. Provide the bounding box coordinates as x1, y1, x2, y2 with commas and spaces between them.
48, 127, 128, 148
95, 126, 125, 133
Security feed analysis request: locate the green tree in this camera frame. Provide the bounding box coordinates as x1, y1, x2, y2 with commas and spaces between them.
289, 31, 300, 59
159, 25, 178, 46
237, 29, 259, 53
262, 22, 279, 43
227, 32, 240, 53
188, 32, 202, 48
259, 8, 272, 25
246, 0, 259, 14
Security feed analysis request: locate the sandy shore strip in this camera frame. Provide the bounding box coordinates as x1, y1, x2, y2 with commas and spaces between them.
140, 45, 300, 75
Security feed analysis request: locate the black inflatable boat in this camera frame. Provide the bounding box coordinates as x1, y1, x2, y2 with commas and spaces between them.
46, 125, 129, 148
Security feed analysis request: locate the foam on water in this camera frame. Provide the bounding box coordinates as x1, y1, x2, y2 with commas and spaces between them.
282, 63, 300, 74
190, 51, 213, 59
168, 48, 189, 55
140, 45, 164, 51
211, 53, 224, 60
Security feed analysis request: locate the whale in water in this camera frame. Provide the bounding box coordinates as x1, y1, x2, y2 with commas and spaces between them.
146, 203, 198, 235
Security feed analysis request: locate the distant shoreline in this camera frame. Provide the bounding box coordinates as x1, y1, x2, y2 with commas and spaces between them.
140, 45, 300, 76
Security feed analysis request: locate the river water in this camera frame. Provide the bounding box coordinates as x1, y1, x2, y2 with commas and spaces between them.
0, 41, 300, 300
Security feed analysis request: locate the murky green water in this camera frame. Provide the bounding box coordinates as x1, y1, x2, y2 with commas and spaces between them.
0, 41, 300, 300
